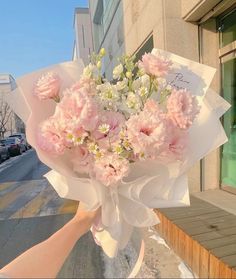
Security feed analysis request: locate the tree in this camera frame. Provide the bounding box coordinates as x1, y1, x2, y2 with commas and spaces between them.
0, 98, 12, 139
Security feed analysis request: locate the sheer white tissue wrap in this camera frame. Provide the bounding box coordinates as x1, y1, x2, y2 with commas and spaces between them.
4, 49, 230, 258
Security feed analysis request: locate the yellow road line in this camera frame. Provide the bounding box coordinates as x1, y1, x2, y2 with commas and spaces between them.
58, 199, 79, 215
0, 180, 42, 211
0, 182, 14, 192
10, 185, 55, 219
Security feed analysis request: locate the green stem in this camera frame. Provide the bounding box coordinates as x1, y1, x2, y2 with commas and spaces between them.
147, 76, 153, 99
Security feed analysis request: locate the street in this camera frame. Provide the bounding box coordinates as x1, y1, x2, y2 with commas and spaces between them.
0, 151, 193, 278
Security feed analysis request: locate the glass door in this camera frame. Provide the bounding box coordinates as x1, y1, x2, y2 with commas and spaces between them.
221, 54, 236, 192
219, 8, 236, 193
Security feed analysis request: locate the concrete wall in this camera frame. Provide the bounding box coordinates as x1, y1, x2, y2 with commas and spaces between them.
121, 0, 199, 60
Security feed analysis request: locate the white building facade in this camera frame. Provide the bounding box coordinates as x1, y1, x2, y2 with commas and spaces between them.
73, 7, 94, 65
86, 0, 236, 197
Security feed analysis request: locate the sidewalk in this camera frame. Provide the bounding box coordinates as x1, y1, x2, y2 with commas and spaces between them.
155, 196, 236, 278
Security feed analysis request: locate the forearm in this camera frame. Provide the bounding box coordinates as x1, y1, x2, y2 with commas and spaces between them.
0, 217, 84, 278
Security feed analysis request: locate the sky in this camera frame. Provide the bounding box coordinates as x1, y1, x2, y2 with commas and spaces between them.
0, 0, 88, 78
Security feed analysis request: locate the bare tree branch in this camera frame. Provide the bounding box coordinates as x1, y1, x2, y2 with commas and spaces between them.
0, 98, 12, 138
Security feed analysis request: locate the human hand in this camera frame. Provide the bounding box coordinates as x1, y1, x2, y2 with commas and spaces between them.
72, 204, 101, 235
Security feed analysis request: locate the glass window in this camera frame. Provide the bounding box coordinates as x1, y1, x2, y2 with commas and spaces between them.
219, 9, 236, 48
221, 55, 236, 188
134, 36, 154, 62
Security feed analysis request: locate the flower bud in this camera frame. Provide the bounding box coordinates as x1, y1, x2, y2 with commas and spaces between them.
97, 61, 102, 69
99, 48, 106, 57
126, 71, 132, 79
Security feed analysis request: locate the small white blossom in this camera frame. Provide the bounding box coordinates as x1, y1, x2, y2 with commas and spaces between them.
123, 140, 132, 150
74, 137, 85, 145
116, 78, 128, 91
138, 86, 148, 98
83, 63, 99, 78
88, 142, 99, 154
132, 79, 141, 91
97, 82, 119, 102
95, 150, 104, 159
141, 74, 150, 87
113, 145, 124, 155
166, 84, 172, 91
126, 92, 141, 110
98, 124, 110, 134
113, 64, 123, 79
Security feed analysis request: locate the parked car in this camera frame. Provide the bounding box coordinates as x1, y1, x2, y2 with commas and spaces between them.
0, 140, 10, 163
8, 133, 28, 151
5, 137, 25, 156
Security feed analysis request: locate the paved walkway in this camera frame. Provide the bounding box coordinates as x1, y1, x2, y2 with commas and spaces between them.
157, 195, 236, 278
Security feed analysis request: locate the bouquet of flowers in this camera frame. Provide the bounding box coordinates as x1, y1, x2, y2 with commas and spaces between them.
35, 49, 200, 186
5, 49, 230, 262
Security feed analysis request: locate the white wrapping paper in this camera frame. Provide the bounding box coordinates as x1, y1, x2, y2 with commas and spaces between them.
4, 49, 230, 258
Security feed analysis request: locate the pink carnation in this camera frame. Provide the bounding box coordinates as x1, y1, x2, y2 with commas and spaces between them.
56, 88, 99, 132
37, 117, 66, 155
159, 119, 188, 162
167, 88, 200, 129
71, 77, 96, 96
144, 99, 162, 115
71, 146, 93, 174
34, 72, 60, 101
138, 53, 172, 77
126, 100, 168, 156
94, 154, 129, 186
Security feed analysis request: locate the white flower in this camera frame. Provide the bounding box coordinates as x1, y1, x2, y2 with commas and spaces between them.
113, 64, 123, 79
88, 142, 99, 154
137, 86, 148, 98
98, 123, 110, 134
113, 145, 124, 155
123, 139, 132, 150
141, 74, 150, 87
126, 92, 141, 110
97, 82, 119, 102
116, 78, 128, 91
94, 149, 104, 159
166, 84, 172, 91
132, 79, 141, 91
83, 63, 99, 78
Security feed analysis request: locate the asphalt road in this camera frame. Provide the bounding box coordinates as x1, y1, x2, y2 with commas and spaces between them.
0, 149, 49, 183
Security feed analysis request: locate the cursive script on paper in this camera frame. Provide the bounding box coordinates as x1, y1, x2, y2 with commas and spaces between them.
168, 72, 190, 90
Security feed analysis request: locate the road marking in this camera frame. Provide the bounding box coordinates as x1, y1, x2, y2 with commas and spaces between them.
0, 182, 14, 191
10, 184, 55, 219
58, 199, 78, 215
0, 182, 21, 197
0, 179, 78, 220
0, 181, 38, 211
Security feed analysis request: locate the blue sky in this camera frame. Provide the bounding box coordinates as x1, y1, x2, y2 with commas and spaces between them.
0, 0, 88, 78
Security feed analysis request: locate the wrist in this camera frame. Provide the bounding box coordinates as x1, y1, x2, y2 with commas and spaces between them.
70, 216, 90, 236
